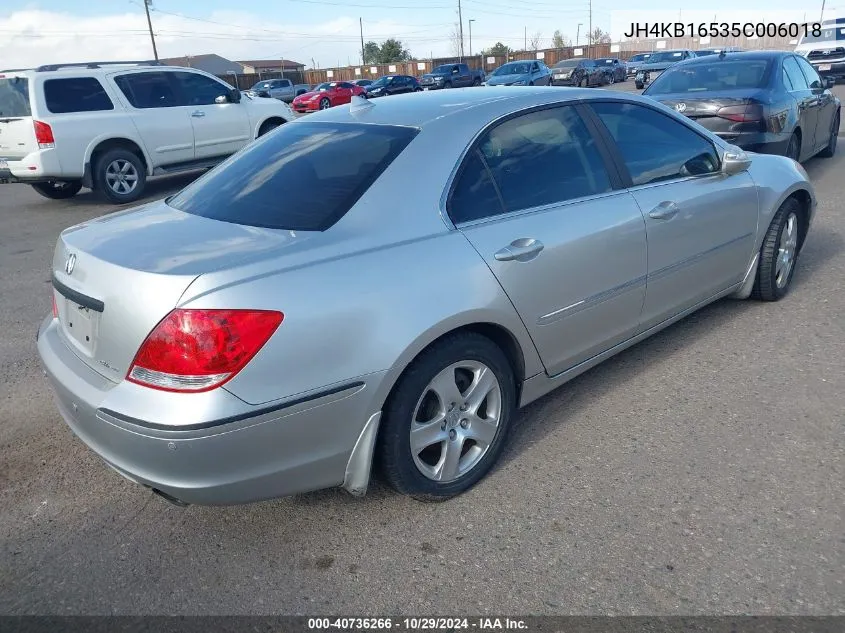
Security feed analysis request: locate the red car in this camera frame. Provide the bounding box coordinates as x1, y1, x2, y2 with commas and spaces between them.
291, 81, 366, 113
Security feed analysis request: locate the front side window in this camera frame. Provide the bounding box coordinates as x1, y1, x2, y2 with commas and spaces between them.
449, 106, 612, 223
115, 72, 181, 108
44, 77, 113, 113
590, 101, 720, 186
172, 72, 231, 106
168, 122, 418, 231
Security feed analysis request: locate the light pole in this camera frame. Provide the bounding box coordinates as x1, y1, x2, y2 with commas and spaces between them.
469, 19, 475, 58
576, 23, 583, 47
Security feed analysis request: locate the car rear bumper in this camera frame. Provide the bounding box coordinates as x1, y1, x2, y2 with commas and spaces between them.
0, 149, 67, 183
36, 316, 386, 505
551, 77, 579, 86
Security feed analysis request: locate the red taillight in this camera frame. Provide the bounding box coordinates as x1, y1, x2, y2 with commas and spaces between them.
51, 293, 58, 319
127, 309, 284, 393
716, 104, 764, 123
34, 120, 55, 148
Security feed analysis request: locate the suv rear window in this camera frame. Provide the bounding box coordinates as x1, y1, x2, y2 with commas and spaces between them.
0, 77, 31, 117
167, 122, 418, 231
44, 77, 114, 113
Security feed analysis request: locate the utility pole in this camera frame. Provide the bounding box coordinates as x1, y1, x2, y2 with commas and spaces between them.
524, 26, 527, 50
360, 18, 365, 65
576, 23, 582, 46
144, 0, 159, 60
820, 0, 826, 21
588, 0, 592, 58
457, 0, 465, 60
469, 19, 475, 58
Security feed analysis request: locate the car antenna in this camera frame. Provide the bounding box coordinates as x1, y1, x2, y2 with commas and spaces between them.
349, 94, 374, 114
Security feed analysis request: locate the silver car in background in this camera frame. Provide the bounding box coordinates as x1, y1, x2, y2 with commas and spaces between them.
37, 88, 816, 506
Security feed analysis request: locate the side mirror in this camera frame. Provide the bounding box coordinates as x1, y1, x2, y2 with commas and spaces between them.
823, 76, 835, 89
452, 68, 459, 74
229, 87, 242, 103
722, 146, 752, 175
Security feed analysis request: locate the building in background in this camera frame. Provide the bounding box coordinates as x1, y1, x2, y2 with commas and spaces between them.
236, 59, 305, 74
159, 53, 244, 74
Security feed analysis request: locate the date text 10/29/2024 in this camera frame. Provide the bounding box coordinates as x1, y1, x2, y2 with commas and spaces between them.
623, 22, 822, 39
308, 618, 528, 630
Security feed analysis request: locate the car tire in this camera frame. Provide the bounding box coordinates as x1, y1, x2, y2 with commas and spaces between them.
473, 78, 481, 86
94, 149, 146, 205
818, 112, 840, 158
752, 197, 803, 302
258, 119, 283, 137
785, 131, 801, 162
30, 180, 83, 200
608, 73, 615, 85
635, 81, 644, 89
444, 81, 453, 89
578, 77, 585, 88
376, 332, 517, 501
319, 97, 331, 110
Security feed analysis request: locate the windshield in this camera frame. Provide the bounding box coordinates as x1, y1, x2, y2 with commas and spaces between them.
494, 62, 530, 76
553, 60, 580, 68
168, 122, 418, 232
369, 76, 393, 87
629, 54, 650, 62
250, 81, 272, 90
595, 58, 615, 65
433, 65, 455, 73
647, 59, 771, 94
0, 77, 31, 117
647, 51, 686, 63
799, 25, 845, 44
314, 82, 330, 91
695, 50, 718, 56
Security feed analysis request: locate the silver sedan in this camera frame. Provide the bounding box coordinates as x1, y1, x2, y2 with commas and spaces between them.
37, 88, 816, 506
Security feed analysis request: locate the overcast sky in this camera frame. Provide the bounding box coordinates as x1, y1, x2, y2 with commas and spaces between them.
0, 0, 830, 70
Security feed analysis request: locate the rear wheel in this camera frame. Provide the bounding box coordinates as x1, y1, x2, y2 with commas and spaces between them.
818, 112, 839, 158
94, 149, 146, 204
30, 180, 82, 200
752, 197, 802, 301
377, 332, 516, 501
785, 131, 801, 162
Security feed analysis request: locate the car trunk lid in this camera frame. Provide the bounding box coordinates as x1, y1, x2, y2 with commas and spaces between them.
654, 92, 768, 139
0, 74, 36, 162
51, 201, 314, 382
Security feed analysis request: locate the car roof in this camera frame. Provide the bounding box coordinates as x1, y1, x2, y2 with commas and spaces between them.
678, 50, 787, 65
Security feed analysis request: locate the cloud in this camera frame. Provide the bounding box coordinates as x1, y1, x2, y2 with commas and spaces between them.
0, 9, 453, 70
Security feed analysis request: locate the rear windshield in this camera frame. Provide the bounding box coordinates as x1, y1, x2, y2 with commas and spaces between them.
0, 77, 31, 117
168, 122, 418, 231
647, 59, 771, 94
44, 77, 114, 113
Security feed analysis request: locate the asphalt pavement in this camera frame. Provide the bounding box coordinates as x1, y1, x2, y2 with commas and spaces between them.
1, 83, 843, 615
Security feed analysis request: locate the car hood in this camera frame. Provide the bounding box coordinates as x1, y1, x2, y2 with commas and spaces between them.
294, 90, 324, 100
486, 73, 529, 85
422, 72, 448, 79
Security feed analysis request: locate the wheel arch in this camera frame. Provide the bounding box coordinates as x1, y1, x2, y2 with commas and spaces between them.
255, 116, 287, 138
84, 137, 151, 188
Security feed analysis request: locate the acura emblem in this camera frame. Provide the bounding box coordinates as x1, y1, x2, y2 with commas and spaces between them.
65, 253, 76, 275
675, 103, 687, 113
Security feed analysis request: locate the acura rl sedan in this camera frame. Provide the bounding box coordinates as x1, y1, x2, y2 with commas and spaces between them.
37, 88, 816, 506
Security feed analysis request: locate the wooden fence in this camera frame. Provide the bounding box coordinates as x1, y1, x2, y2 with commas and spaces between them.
216, 70, 306, 91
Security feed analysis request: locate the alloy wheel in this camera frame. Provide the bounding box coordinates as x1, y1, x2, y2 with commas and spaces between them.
409, 360, 502, 483
104, 159, 139, 195
776, 212, 799, 289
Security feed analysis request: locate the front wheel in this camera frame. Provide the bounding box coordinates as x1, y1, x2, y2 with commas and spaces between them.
94, 149, 146, 204
30, 180, 82, 200
752, 198, 802, 301
377, 332, 516, 501
444, 81, 453, 89
258, 119, 283, 137
635, 81, 644, 89
608, 73, 615, 85
472, 78, 481, 86
319, 97, 331, 110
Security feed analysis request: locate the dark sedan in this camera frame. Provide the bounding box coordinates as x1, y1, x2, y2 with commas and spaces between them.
550, 59, 606, 87
594, 57, 627, 83
364, 75, 421, 98
643, 51, 840, 161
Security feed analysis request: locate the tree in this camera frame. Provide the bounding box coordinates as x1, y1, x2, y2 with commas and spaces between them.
449, 24, 463, 57
552, 30, 571, 48
528, 31, 543, 51
377, 38, 412, 63
484, 42, 511, 56
363, 41, 380, 65
588, 27, 611, 45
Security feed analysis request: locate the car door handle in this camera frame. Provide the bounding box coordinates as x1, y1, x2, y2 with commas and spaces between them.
191, 110, 206, 118
494, 238, 544, 262
648, 201, 680, 220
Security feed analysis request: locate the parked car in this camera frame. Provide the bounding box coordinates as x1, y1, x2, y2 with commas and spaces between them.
247, 78, 295, 102
0, 61, 293, 204
626, 53, 652, 77
643, 51, 840, 162
351, 79, 373, 88
37, 88, 816, 506
795, 17, 845, 84
550, 58, 606, 87
294, 83, 311, 96
695, 47, 743, 57
594, 57, 627, 83
291, 81, 366, 112
365, 75, 421, 97
485, 60, 552, 86
420, 63, 485, 89
634, 49, 696, 89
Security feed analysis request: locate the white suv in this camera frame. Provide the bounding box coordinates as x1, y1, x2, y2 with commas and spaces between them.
0, 61, 295, 204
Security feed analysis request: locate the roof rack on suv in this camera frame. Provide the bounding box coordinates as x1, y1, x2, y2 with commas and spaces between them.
35, 60, 163, 72
0, 68, 33, 73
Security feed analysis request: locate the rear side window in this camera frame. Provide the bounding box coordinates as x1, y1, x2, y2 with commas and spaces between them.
168, 122, 418, 231
115, 72, 181, 108
44, 78, 113, 113
0, 77, 31, 117
590, 101, 720, 186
